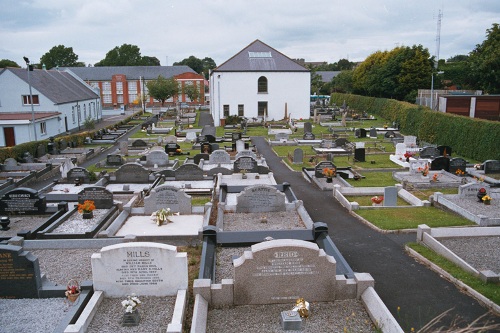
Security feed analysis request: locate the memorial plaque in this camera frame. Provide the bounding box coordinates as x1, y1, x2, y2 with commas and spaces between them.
234, 156, 258, 173
115, 163, 150, 183
236, 185, 286, 213
0, 245, 42, 298
484, 160, 500, 174
236, 140, 245, 152
67, 167, 91, 182
0, 188, 46, 214
395, 143, 407, 157
208, 150, 231, 164
449, 158, 467, 174
144, 185, 192, 214
91, 242, 188, 297
430, 156, 450, 172
420, 147, 440, 159
231, 132, 242, 142
233, 239, 336, 305
174, 164, 205, 181
78, 186, 114, 209
107, 154, 124, 166
314, 161, 335, 178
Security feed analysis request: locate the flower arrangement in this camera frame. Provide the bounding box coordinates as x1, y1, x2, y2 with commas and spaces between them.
482, 195, 492, 204
77, 200, 96, 214
455, 169, 465, 176
322, 168, 336, 178
371, 196, 384, 204
418, 165, 429, 177
65, 284, 80, 297
122, 294, 141, 313
403, 152, 414, 159
432, 174, 440, 182
151, 208, 179, 226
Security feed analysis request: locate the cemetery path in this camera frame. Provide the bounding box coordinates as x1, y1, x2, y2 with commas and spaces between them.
251, 136, 499, 331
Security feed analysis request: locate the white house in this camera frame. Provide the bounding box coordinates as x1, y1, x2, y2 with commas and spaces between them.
0, 67, 101, 147
210, 40, 310, 127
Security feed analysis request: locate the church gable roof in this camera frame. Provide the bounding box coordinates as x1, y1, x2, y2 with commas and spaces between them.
214, 40, 309, 72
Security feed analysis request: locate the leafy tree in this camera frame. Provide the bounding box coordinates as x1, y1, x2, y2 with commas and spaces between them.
331, 70, 354, 93
146, 76, 178, 106
310, 72, 324, 95
40, 45, 84, 69
467, 23, 500, 93
174, 56, 204, 73
94, 44, 159, 66
447, 54, 468, 62
202, 57, 217, 79
183, 84, 201, 103
0, 59, 20, 68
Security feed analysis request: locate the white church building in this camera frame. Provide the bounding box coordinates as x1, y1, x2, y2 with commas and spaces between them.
209, 40, 310, 127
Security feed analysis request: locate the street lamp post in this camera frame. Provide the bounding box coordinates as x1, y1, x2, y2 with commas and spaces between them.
23, 57, 37, 142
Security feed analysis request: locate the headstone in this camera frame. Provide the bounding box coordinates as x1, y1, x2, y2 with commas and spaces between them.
384, 130, 396, 138
437, 145, 452, 157
314, 161, 336, 178
36, 144, 46, 158
146, 150, 169, 167
21, 152, 34, 163
358, 128, 367, 138
59, 139, 68, 150
200, 143, 212, 154
303, 122, 312, 133
236, 140, 245, 152
369, 128, 377, 138
132, 139, 148, 148
458, 183, 490, 198
320, 140, 333, 149
174, 164, 205, 181
354, 143, 365, 162
91, 242, 188, 297
165, 143, 181, 155
420, 147, 440, 159
0, 245, 42, 298
409, 160, 429, 174
185, 132, 197, 141
144, 185, 192, 214
164, 135, 177, 144
404, 136, 417, 147
210, 143, 220, 151
231, 132, 242, 142
115, 163, 150, 183
120, 141, 129, 155
193, 153, 210, 165
67, 167, 91, 183
334, 138, 347, 147
395, 143, 407, 157
59, 158, 75, 178
293, 148, 303, 164
208, 150, 231, 164
275, 133, 289, 142
383, 186, 398, 207
236, 185, 286, 213
107, 154, 124, 166
78, 186, 114, 209
484, 160, 500, 174
4, 158, 18, 167
235, 150, 257, 160
303, 132, 315, 140
233, 239, 336, 305
0, 187, 46, 214
449, 158, 467, 174
430, 156, 450, 171
234, 156, 259, 173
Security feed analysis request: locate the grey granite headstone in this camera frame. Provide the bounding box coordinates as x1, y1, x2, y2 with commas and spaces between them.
144, 185, 192, 214
459, 183, 489, 198
174, 164, 205, 181
119, 141, 128, 155
4, 158, 18, 167
146, 150, 169, 167
107, 154, 124, 166
0, 187, 46, 215
484, 160, 500, 174
235, 150, 257, 160
383, 186, 398, 207
78, 186, 114, 209
0, 245, 42, 298
186, 131, 197, 141
395, 143, 407, 157
67, 167, 91, 182
293, 148, 303, 164
233, 239, 336, 305
115, 163, 150, 183
369, 128, 377, 138
234, 156, 258, 173
132, 139, 148, 147
320, 139, 332, 148
164, 135, 177, 144
420, 147, 440, 159
409, 160, 429, 175
275, 133, 289, 142
236, 140, 245, 152
209, 150, 231, 164
36, 144, 46, 158
236, 185, 286, 213
404, 136, 417, 147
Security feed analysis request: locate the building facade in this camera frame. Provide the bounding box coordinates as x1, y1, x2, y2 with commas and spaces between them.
63, 66, 205, 110
210, 40, 310, 127
0, 67, 101, 147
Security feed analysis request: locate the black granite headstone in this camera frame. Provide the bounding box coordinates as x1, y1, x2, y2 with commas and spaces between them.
384, 130, 396, 138
420, 147, 440, 159
0, 245, 42, 298
0, 187, 46, 214
484, 160, 500, 174
354, 148, 366, 162
165, 143, 181, 155
314, 161, 336, 178
200, 143, 212, 154
78, 186, 114, 209
234, 156, 259, 173
193, 153, 210, 165
303, 132, 315, 140
449, 158, 467, 174
437, 145, 452, 157
67, 167, 91, 183
106, 154, 124, 166
304, 122, 313, 133
430, 156, 450, 171
369, 128, 377, 138
132, 139, 148, 147
334, 138, 348, 147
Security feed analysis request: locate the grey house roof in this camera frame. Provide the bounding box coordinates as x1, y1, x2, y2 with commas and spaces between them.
7, 67, 99, 104
214, 40, 309, 72
316, 71, 341, 83
61, 66, 196, 81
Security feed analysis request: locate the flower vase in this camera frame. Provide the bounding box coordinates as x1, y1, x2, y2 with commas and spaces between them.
326, 177, 333, 183
83, 211, 93, 219
406, 157, 410, 162
122, 309, 140, 326
67, 291, 80, 303
484, 200, 491, 205
477, 191, 487, 203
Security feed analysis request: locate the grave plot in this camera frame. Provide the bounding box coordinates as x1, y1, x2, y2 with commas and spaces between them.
393, 160, 463, 189
154, 163, 215, 196
302, 161, 359, 191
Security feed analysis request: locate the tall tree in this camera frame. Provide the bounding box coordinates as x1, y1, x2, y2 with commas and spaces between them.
183, 83, 202, 103
40, 45, 84, 69
94, 44, 159, 66
202, 57, 217, 79
0, 59, 20, 68
174, 56, 204, 73
331, 70, 354, 93
146, 76, 178, 106
467, 23, 500, 93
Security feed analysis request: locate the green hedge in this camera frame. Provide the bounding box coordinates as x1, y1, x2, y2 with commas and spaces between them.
331, 93, 500, 162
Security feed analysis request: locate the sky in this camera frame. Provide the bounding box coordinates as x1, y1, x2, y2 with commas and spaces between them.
1, 0, 499, 68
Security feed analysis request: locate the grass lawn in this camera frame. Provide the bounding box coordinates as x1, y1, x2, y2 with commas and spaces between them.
407, 243, 500, 306
355, 206, 475, 230
346, 171, 398, 187
407, 188, 458, 200
345, 195, 410, 206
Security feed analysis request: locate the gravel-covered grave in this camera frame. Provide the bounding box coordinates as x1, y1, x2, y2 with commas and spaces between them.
223, 211, 306, 231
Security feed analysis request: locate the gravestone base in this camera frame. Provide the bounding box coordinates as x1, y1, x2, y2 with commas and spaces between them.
280, 311, 302, 330
122, 309, 140, 326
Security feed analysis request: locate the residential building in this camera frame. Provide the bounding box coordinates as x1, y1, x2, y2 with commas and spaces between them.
0, 67, 101, 147
210, 40, 310, 126
62, 66, 205, 110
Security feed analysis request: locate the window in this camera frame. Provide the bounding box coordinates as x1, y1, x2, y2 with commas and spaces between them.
116, 82, 123, 94
22, 95, 40, 105
83, 104, 87, 119
72, 107, 76, 123
258, 102, 267, 117
40, 122, 46, 135
102, 82, 111, 92
223, 105, 230, 117
258, 76, 268, 93
238, 104, 244, 117
103, 94, 112, 104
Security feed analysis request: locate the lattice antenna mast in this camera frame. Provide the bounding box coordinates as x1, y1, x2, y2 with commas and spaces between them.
434, 9, 443, 68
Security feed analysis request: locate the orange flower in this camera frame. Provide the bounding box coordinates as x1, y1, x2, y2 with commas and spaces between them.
322, 168, 336, 177
78, 200, 96, 213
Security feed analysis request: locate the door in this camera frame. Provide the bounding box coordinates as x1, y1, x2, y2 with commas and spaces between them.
3, 127, 15, 146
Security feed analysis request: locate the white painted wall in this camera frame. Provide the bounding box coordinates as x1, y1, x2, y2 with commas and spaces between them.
210, 71, 310, 126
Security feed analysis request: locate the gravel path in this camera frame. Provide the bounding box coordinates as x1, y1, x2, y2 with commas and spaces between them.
223, 211, 306, 231
439, 236, 500, 274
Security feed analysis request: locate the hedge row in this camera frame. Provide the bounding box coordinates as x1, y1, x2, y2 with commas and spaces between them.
331, 93, 500, 162
0, 111, 143, 163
